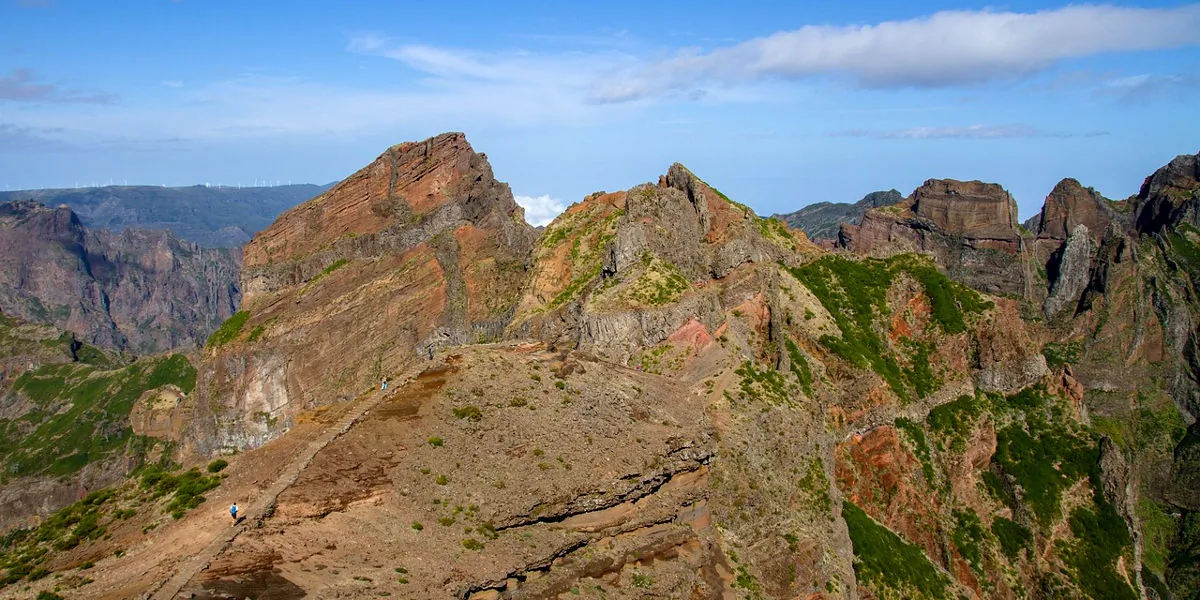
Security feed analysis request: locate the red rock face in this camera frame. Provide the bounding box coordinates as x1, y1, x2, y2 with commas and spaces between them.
836, 427, 945, 565
192, 133, 536, 455
244, 133, 479, 269
911, 179, 1020, 242
1033, 178, 1116, 240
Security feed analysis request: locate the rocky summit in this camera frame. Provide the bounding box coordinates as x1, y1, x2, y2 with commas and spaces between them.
0, 135, 1198, 600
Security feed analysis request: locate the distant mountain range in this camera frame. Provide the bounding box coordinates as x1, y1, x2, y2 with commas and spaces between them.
773, 189, 904, 242
0, 183, 330, 248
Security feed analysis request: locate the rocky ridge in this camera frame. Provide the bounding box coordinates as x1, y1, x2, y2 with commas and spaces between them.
773, 189, 903, 244
0, 200, 240, 354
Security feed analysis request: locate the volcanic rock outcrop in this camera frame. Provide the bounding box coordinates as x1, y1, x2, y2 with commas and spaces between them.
1132, 151, 1200, 234
192, 132, 537, 454
0, 200, 240, 354
839, 179, 1029, 296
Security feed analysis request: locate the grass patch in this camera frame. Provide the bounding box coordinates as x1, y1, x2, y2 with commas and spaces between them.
785, 338, 815, 397
206, 310, 249, 348
990, 385, 1099, 527
926, 394, 985, 453
843, 501, 949, 600
1, 354, 196, 480
628, 254, 690, 306
796, 458, 831, 513
1058, 502, 1136, 600
734, 361, 794, 406
991, 516, 1031, 560
1136, 497, 1176, 574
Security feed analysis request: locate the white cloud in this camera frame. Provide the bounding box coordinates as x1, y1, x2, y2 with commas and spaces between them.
589, 4, 1200, 102
514, 194, 567, 226
832, 124, 1110, 139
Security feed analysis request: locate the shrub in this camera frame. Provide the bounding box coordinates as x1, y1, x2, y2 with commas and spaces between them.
452, 406, 482, 421
462, 538, 484, 551
206, 459, 228, 473
411, 522, 423, 531
427, 436, 444, 447
991, 517, 1031, 560
206, 311, 250, 348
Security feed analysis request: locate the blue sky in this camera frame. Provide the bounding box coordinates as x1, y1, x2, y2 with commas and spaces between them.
1, 1, 1198, 225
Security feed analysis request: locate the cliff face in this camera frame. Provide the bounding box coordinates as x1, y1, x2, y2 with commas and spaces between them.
0, 200, 240, 354
1132, 152, 1200, 234
192, 132, 537, 455
1028, 178, 1122, 240
839, 179, 1030, 296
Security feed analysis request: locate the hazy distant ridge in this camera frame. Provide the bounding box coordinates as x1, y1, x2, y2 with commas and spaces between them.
0, 183, 330, 248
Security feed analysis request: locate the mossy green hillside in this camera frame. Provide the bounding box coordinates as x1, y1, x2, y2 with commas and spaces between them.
843, 500, 950, 600
0, 354, 196, 480
783, 254, 988, 403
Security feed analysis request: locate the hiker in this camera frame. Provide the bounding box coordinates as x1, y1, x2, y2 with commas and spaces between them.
428, 345, 434, 360
381, 378, 388, 391
230, 502, 238, 524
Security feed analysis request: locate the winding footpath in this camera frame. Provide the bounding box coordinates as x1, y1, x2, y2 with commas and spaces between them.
145, 365, 427, 600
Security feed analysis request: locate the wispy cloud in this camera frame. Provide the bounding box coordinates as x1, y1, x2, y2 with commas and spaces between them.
0, 123, 71, 152
514, 194, 567, 226
1097, 72, 1200, 103
831, 124, 1110, 139
0, 69, 113, 104
589, 4, 1200, 102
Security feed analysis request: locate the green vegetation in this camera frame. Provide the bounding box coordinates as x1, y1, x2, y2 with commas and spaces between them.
1, 461, 223, 587
1042, 340, 1082, 369
991, 517, 1031, 560
1060, 503, 1137, 600
206, 458, 228, 473
411, 522, 423, 531
796, 458, 831, 513
631, 572, 653, 588
206, 310, 249, 348
139, 465, 222, 519
452, 405, 482, 421
628, 254, 690, 306
462, 538, 484, 551
1136, 497, 1176, 574
544, 207, 624, 309
783, 254, 988, 403
1, 354, 196, 480
990, 386, 1099, 526
734, 361, 794, 406
427, 436, 444, 447
926, 394, 985, 453
951, 509, 987, 579
785, 339, 815, 397
895, 418, 936, 484
298, 258, 351, 297
843, 501, 949, 600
